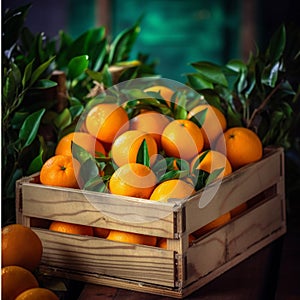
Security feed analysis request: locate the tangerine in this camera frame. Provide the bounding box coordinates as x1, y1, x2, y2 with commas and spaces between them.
144, 85, 175, 105
49, 221, 94, 236
15, 288, 59, 300
55, 132, 106, 157
216, 127, 263, 169
1, 266, 39, 300
188, 104, 227, 149
2, 224, 43, 272
190, 150, 232, 179
40, 155, 80, 188
107, 230, 157, 246
161, 119, 204, 161
193, 212, 231, 238
130, 111, 170, 148
111, 130, 158, 167
150, 179, 195, 202
109, 163, 157, 199
85, 103, 129, 144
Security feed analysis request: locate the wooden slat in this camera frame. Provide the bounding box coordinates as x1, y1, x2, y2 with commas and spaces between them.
22, 184, 179, 238
35, 229, 176, 288
184, 148, 283, 235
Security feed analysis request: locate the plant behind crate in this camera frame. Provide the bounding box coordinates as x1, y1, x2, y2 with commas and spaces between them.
186, 23, 300, 208
1, 4, 156, 225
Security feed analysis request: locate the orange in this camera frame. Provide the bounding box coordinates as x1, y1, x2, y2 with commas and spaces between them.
85, 103, 129, 144
49, 221, 94, 236
193, 212, 231, 238
111, 130, 158, 167
1, 266, 39, 300
216, 127, 263, 170
150, 179, 195, 202
55, 132, 106, 157
190, 150, 232, 179
40, 155, 80, 188
15, 288, 59, 300
130, 111, 170, 148
144, 85, 175, 105
161, 119, 204, 161
109, 163, 157, 199
187, 104, 227, 149
107, 230, 157, 246
93, 227, 110, 238
2, 224, 43, 272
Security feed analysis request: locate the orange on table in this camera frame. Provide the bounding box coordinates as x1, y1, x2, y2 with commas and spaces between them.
85, 103, 129, 144
1, 265, 39, 300
144, 85, 175, 105
107, 230, 157, 246
193, 212, 231, 238
49, 221, 94, 236
130, 111, 170, 148
2, 224, 43, 272
93, 227, 110, 238
216, 127, 263, 170
15, 288, 59, 300
150, 179, 195, 203
111, 130, 158, 167
190, 150, 232, 179
161, 119, 204, 161
55, 132, 106, 157
40, 155, 80, 188
109, 163, 157, 199
187, 104, 227, 149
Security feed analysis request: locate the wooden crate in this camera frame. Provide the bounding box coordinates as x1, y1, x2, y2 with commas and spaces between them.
16, 147, 286, 298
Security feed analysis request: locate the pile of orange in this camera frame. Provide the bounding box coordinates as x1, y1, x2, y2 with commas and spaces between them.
1, 224, 59, 300
38, 84, 263, 239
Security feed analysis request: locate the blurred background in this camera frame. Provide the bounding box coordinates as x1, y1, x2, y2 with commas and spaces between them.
3, 0, 300, 82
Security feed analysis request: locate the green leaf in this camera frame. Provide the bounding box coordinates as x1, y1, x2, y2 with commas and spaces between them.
22, 59, 34, 88
67, 55, 89, 81
108, 22, 141, 65
71, 141, 94, 165
102, 64, 113, 87
79, 158, 100, 184
86, 69, 103, 83
53, 108, 72, 130
32, 79, 58, 89
19, 108, 46, 148
186, 73, 214, 90
2, 3, 31, 51
189, 108, 208, 128
84, 176, 108, 192
266, 24, 286, 63
3, 70, 17, 102
191, 150, 209, 174
27, 149, 44, 174
206, 167, 224, 185
261, 61, 281, 87
29, 56, 56, 86
136, 139, 150, 167
191, 61, 228, 87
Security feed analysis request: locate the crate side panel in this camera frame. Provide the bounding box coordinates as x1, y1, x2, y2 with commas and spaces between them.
185, 193, 285, 286
184, 148, 283, 234
34, 229, 176, 287
22, 184, 176, 238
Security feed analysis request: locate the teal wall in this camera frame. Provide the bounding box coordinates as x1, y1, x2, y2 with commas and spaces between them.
112, 0, 241, 82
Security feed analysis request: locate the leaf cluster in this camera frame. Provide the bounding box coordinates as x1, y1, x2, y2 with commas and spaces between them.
1, 4, 156, 224
186, 24, 300, 149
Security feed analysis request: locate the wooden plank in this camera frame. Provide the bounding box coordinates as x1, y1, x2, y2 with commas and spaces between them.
35, 229, 176, 288
184, 148, 283, 235
22, 184, 178, 238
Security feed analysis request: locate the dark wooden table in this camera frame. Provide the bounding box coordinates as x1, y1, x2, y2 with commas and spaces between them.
76, 211, 300, 300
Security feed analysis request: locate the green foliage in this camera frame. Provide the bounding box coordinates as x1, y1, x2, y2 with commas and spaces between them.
2, 4, 156, 225
187, 24, 300, 149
